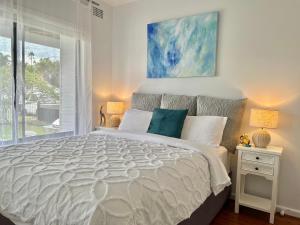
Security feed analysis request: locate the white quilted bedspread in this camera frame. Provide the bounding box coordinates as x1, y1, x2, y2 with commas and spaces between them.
0, 130, 230, 225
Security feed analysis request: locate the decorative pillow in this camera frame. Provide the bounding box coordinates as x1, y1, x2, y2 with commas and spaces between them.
197, 96, 247, 152
161, 94, 197, 116
181, 116, 228, 147
147, 108, 188, 138
131, 93, 162, 112
119, 109, 153, 133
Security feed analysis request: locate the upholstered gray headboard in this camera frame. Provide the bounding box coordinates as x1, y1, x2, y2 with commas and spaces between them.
131, 93, 162, 111
196, 96, 247, 153
131, 93, 247, 153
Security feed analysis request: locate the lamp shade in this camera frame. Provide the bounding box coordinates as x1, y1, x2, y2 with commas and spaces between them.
107, 101, 124, 115
250, 109, 279, 129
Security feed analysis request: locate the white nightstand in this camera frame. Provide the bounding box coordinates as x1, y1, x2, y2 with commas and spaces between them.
95, 127, 118, 131
235, 145, 283, 224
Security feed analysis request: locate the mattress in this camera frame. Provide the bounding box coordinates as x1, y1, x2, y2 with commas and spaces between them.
0, 130, 230, 225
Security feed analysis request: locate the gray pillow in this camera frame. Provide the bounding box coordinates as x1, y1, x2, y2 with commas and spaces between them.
131, 93, 162, 112
161, 94, 197, 116
197, 96, 247, 153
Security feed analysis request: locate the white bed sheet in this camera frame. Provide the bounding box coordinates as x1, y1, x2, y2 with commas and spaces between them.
214, 146, 230, 173
0, 130, 231, 225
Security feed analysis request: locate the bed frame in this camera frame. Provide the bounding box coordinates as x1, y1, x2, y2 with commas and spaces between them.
179, 185, 231, 225
0, 214, 13, 225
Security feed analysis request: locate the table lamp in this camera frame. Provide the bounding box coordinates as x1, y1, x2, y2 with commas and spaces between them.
249, 108, 279, 148
107, 101, 124, 127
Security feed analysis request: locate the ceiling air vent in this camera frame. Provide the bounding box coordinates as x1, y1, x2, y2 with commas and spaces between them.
92, 3, 103, 19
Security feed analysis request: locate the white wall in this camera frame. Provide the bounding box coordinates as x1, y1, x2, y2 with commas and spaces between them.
110, 0, 300, 215
92, 0, 113, 128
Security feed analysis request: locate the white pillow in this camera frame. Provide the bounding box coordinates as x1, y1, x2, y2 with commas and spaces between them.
181, 116, 228, 147
119, 109, 153, 133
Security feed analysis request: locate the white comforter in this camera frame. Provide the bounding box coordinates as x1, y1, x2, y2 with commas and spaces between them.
0, 130, 230, 225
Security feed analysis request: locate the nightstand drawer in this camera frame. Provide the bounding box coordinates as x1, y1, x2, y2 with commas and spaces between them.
241, 162, 274, 176
242, 152, 275, 165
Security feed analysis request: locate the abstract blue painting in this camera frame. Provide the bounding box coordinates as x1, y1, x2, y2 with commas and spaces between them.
147, 12, 218, 78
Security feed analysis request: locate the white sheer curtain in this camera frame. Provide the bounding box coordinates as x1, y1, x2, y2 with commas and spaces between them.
0, 0, 92, 145
75, 1, 93, 135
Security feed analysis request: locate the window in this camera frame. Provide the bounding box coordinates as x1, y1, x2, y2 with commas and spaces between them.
0, 22, 76, 146
0, 0, 93, 145
0, 34, 13, 144
23, 27, 61, 138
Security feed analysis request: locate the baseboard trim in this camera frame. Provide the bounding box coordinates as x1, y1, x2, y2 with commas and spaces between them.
276, 205, 300, 218
230, 192, 300, 218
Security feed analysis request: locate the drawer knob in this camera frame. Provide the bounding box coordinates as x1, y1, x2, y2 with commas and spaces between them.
256, 157, 260, 160
255, 167, 259, 171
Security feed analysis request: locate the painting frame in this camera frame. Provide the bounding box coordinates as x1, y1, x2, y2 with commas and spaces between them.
147, 11, 219, 78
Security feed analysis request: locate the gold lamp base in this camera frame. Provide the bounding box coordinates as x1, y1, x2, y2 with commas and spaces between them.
252, 128, 271, 148
109, 115, 121, 128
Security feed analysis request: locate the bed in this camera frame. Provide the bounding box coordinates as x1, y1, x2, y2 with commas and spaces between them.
0, 93, 246, 225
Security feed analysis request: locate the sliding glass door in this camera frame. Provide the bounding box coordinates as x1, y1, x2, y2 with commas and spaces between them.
0, 0, 93, 145
0, 20, 13, 145
0, 21, 76, 146
23, 27, 62, 138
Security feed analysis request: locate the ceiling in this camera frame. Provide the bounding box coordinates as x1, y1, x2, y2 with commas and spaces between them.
101, 0, 138, 7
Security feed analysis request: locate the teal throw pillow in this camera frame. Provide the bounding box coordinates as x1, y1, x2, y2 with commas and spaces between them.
147, 108, 188, 138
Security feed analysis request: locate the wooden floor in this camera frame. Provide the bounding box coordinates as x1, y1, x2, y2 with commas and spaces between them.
211, 200, 300, 225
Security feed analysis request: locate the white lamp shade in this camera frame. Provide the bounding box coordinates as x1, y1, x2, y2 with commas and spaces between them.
107, 102, 124, 115
250, 109, 279, 129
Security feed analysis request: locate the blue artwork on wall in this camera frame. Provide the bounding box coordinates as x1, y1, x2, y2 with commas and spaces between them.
147, 12, 218, 78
